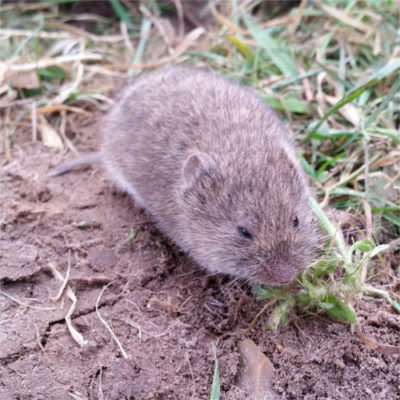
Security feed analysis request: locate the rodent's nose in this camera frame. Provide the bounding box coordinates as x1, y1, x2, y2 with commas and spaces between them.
273, 264, 298, 285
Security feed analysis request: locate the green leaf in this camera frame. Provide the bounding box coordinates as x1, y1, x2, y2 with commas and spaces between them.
310, 260, 337, 278
254, 286, 285, 300
266, 297, 295, 330
210, 344, 220, 400
37, 66, 66, 81
261, 95, 310, 114
296, 292, 312, 307
318, 294, 357, 323
350, 239, 375, 254
22, 88, 42, 97
368, 244, 390, 259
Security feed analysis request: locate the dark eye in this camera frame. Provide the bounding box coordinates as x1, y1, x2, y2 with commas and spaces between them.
238, 226, 252, 239
293, 215, 299, 228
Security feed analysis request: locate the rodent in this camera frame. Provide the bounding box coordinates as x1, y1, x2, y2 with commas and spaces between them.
50, 66, 318, 286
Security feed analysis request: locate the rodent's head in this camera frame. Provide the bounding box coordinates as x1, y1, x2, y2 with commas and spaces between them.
179, 148, 319, 287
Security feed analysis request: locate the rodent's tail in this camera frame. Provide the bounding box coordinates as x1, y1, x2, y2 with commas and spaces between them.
47, 152, 102, 177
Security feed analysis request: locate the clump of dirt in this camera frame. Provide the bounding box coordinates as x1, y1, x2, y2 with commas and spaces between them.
1, 114, 399, 399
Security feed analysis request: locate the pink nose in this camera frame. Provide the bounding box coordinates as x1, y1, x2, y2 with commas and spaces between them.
273, 265, 298, 285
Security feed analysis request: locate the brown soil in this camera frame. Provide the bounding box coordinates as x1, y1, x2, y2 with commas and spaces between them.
1, 113, 399, 400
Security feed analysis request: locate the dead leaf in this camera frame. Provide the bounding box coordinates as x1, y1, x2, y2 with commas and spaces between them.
319, 2, 371, 33
288, 0, 307, 34
36, 104, 91, 116
324, 94, 360, 128
103, 27, 205, 71
11, 71, 40, 89
0, 62, 10, 86
357, 323, 400, 354
39, 115, 63, 150
299, 66, 313, 102
239, 339, 276, 400
209, 3, 247, 35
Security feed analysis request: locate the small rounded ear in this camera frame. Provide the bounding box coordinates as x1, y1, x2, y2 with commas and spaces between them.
183, 151, 216, 188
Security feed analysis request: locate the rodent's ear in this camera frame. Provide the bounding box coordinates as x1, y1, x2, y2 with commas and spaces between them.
183, 151, 216, 188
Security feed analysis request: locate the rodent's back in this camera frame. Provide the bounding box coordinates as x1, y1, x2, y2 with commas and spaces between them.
102, 67, 303, 212
101, 67, 318, 286
103, 67, 295, 153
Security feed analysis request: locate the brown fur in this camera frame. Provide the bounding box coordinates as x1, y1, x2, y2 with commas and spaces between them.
98, 66, 319, 286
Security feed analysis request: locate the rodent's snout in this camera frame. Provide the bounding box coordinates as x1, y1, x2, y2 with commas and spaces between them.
277, 265, 298, 285
265, 263, 299, 286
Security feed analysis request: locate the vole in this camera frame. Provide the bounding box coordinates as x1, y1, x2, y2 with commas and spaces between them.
49, 66, 318, 286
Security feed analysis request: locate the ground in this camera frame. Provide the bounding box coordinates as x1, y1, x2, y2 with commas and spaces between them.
1, 110, 399, 400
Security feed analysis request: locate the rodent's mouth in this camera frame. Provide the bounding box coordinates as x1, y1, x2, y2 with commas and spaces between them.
258, 277, 296, 287
256, 264, 300, 287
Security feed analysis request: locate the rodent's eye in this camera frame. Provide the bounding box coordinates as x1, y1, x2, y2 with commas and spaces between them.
237, 226, 252, 240
293, 215, 299, 228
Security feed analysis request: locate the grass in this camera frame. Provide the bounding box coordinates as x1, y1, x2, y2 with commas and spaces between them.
210, 344, 220, 400
1, 0, 399, 331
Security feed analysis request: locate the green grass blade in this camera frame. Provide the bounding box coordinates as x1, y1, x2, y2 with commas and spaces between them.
109, 0, 132, 26
210, 344, 220, 400
307, 81, 375, 138
368, 58, 400, 81
229, 35, 255, 62
132, 17, 152, 67
331, 188, 400, 210
363, 285, 400, 314
368, 128, 400, 145
318, 294, 357, 323
316, 152, 346, 178
309, 58, 400, 138
300, 155, 318, 180
243, 15, 298, 76
381, 211, 400, 228
11, 14, 44, 59
309, 196, 349, 263
364, 78, 400, 129
261, 95, 310, 114
270, 68, 322, 90
125, 228, 137, 243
